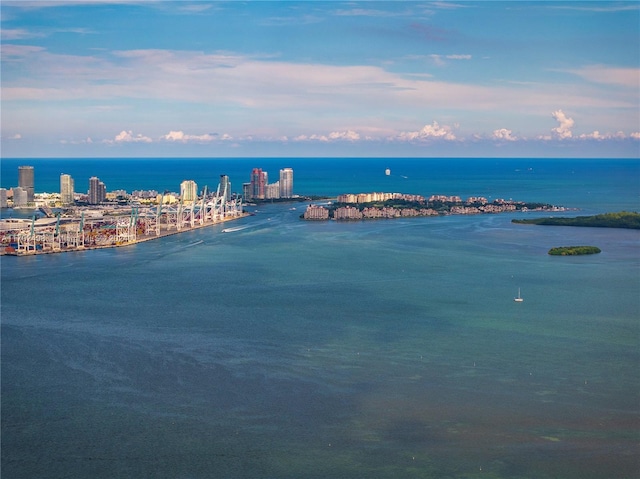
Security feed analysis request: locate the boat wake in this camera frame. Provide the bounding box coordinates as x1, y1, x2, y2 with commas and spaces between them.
184, 240, 204, 248
222, 225, 250, 233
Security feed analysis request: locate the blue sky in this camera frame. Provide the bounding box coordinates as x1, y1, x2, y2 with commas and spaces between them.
1, 1, 639, 158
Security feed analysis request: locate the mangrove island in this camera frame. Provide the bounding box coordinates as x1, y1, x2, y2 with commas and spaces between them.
512, 211, 640, 229
548, 246, 602, 256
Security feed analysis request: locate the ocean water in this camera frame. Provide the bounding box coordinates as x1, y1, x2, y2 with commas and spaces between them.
1, 158, 639, 478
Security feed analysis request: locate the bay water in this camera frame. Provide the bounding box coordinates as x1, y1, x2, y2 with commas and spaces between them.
1, 158, 639, 478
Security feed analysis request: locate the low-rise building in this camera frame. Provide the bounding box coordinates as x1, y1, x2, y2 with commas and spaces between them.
334, 206, 363, 220
303, 205, 329, 220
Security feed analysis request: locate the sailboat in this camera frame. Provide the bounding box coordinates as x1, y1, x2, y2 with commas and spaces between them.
514, 288, 524, 302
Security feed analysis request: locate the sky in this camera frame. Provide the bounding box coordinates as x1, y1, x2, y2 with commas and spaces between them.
1, 1, 639, 158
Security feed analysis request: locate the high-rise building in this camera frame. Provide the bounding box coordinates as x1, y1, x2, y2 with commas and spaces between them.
89, 176, 106, 204
219, 175, 231, 201
18, 166, 34, 203
0, 189, 7, 208
180, 180, 198, 202
60, 173, 75, 205
250, 168, 265, 200
12, 187, 28, 207
265, 181, 280, 199
279, 168, 293, 198
242, 183, 251, 201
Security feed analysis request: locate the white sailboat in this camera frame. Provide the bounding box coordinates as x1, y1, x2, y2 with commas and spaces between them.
514, 288, 524, 302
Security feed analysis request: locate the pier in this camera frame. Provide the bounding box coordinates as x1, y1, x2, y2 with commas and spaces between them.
1, 193, 246, 256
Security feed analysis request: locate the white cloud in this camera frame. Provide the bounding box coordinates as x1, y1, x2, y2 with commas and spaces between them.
1, 44, 46, 58
492, 128, 517, 141
112, 130, 152, 143
429, 53, 471, 66
578, 131, 627, 140
430, 1, 468, 9
7, 133, 22, 140
578, 130, 604, 140
564, 65, 640, 88
550, 4, 640, 13
551, 110, 574, 139
328, 130, 361, 141
429, 54, 446, 66
1, 28, 44, 40
294, 130, 361, 142
162, 130, 217, 142
631, 132, 640, 140
2, 47, 633, 116
59, 137, 93, 145
397, 121, 456, 141
2, 46, 638, 149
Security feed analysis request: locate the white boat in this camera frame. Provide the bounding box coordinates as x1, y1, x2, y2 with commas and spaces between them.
514, 288, 524, 302
222, 225, 249, 233
385, 168, 391, 176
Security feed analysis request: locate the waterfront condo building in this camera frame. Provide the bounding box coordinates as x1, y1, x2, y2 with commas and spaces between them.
180, 180, 198, 202
250, 168, 266, 200
60, 174, 75, 205
89, 176, 106, 204
303, 205, 329, 220
0, 188, 7, 208
265, 181, 280, 199
18, 166, 34, 203
279, 168, 293, 198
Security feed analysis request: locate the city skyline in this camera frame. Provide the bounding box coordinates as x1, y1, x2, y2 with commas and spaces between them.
1, 1, 639, 158
1, 164, 292, 207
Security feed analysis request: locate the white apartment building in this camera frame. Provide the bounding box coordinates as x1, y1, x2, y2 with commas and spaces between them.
279, 168, 293, 198
60, 173, 75, 205
265, 181, 280, 199
180, 180, 198, 202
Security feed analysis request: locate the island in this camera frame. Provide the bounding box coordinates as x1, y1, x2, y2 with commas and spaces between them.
512, 211, 640, 229
303, 192, 565, 220
548, 246, 601, 256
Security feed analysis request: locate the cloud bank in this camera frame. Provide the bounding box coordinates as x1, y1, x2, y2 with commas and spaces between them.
109, 130, 152, 143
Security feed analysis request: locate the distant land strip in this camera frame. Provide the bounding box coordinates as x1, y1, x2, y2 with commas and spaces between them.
512, 212, 640, 229
302, 193, 565, 221
548, 246, 601, 256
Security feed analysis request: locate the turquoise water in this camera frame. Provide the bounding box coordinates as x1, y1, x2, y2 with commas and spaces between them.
1, 158, 639, 478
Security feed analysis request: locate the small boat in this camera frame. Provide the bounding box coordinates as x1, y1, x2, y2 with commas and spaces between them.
514, 288, 524, 302
385, 168, 391, 176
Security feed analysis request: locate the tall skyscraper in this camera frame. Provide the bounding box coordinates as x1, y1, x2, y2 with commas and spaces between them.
60, 174, 75, 205
89, 176, 106, 204
18, 166, 34, 203
250, 168, 265, 200
279, 168, 293, 198
180, 180, 198, 202
219, 175, 231, 201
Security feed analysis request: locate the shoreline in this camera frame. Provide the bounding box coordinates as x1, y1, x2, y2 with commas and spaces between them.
1, 211, 250, 257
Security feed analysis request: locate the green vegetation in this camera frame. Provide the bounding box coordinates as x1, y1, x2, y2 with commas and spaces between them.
512, 211, 640, 229
548, 246, 601, 256
330, 199, 554, 212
